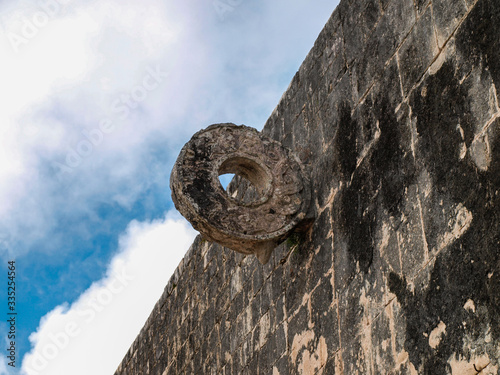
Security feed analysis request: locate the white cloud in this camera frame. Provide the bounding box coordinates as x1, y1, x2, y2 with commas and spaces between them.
0, 0, 186, 257
0, 0, 335, 258
20, 211, 197, 375
0, 355, 9, 375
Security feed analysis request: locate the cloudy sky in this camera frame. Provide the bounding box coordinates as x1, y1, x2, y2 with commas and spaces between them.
0, 0, 337, 373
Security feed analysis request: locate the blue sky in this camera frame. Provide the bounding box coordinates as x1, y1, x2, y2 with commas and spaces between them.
0, 0, 337, 373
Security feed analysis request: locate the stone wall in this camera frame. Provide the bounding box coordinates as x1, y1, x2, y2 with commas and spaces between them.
115, 0, 500, 373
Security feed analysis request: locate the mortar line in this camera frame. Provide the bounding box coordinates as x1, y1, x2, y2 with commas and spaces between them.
396, 230, 404, 277
472, 112, 500, 144
338, 12, 349, 65
353, 14, 419, 112
336, 299, 344, 374
416, 190, 430, 262
430, 2, 442, 53
400, 0, 481, 103
395, 53, 406, 100
492, 80, 500, 113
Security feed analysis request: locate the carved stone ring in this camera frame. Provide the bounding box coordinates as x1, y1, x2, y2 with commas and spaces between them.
170, 123, 310, 264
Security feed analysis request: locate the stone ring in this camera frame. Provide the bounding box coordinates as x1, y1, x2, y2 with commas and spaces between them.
170, 123, 310, 264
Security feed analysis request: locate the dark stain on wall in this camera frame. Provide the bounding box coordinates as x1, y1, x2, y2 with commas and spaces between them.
337, 89, 417, 275
457, 0, 500, 94
335, 102, 358, 181
389, 7, 500, 370
370, 94, 415, 218
410, 61, 475, 204
389, 219, 500, 373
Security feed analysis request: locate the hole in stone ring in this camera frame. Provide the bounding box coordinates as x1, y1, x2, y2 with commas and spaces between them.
218, 173, 236, 190
218, 156, 272, 204
223, 174, 260, 202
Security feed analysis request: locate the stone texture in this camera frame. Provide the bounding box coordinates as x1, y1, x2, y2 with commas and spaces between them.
116, 0, 500, 373
170, 124, 311, 264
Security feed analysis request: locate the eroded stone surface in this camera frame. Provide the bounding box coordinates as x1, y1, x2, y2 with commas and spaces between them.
170, 123, 310, 264
116, 0, 500, 373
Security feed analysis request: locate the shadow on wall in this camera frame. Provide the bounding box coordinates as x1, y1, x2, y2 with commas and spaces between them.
332, 1, 500, 372
388, 1, 500, 372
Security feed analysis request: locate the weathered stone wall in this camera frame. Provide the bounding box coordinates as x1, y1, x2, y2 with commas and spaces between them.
115, 0, 500, 373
